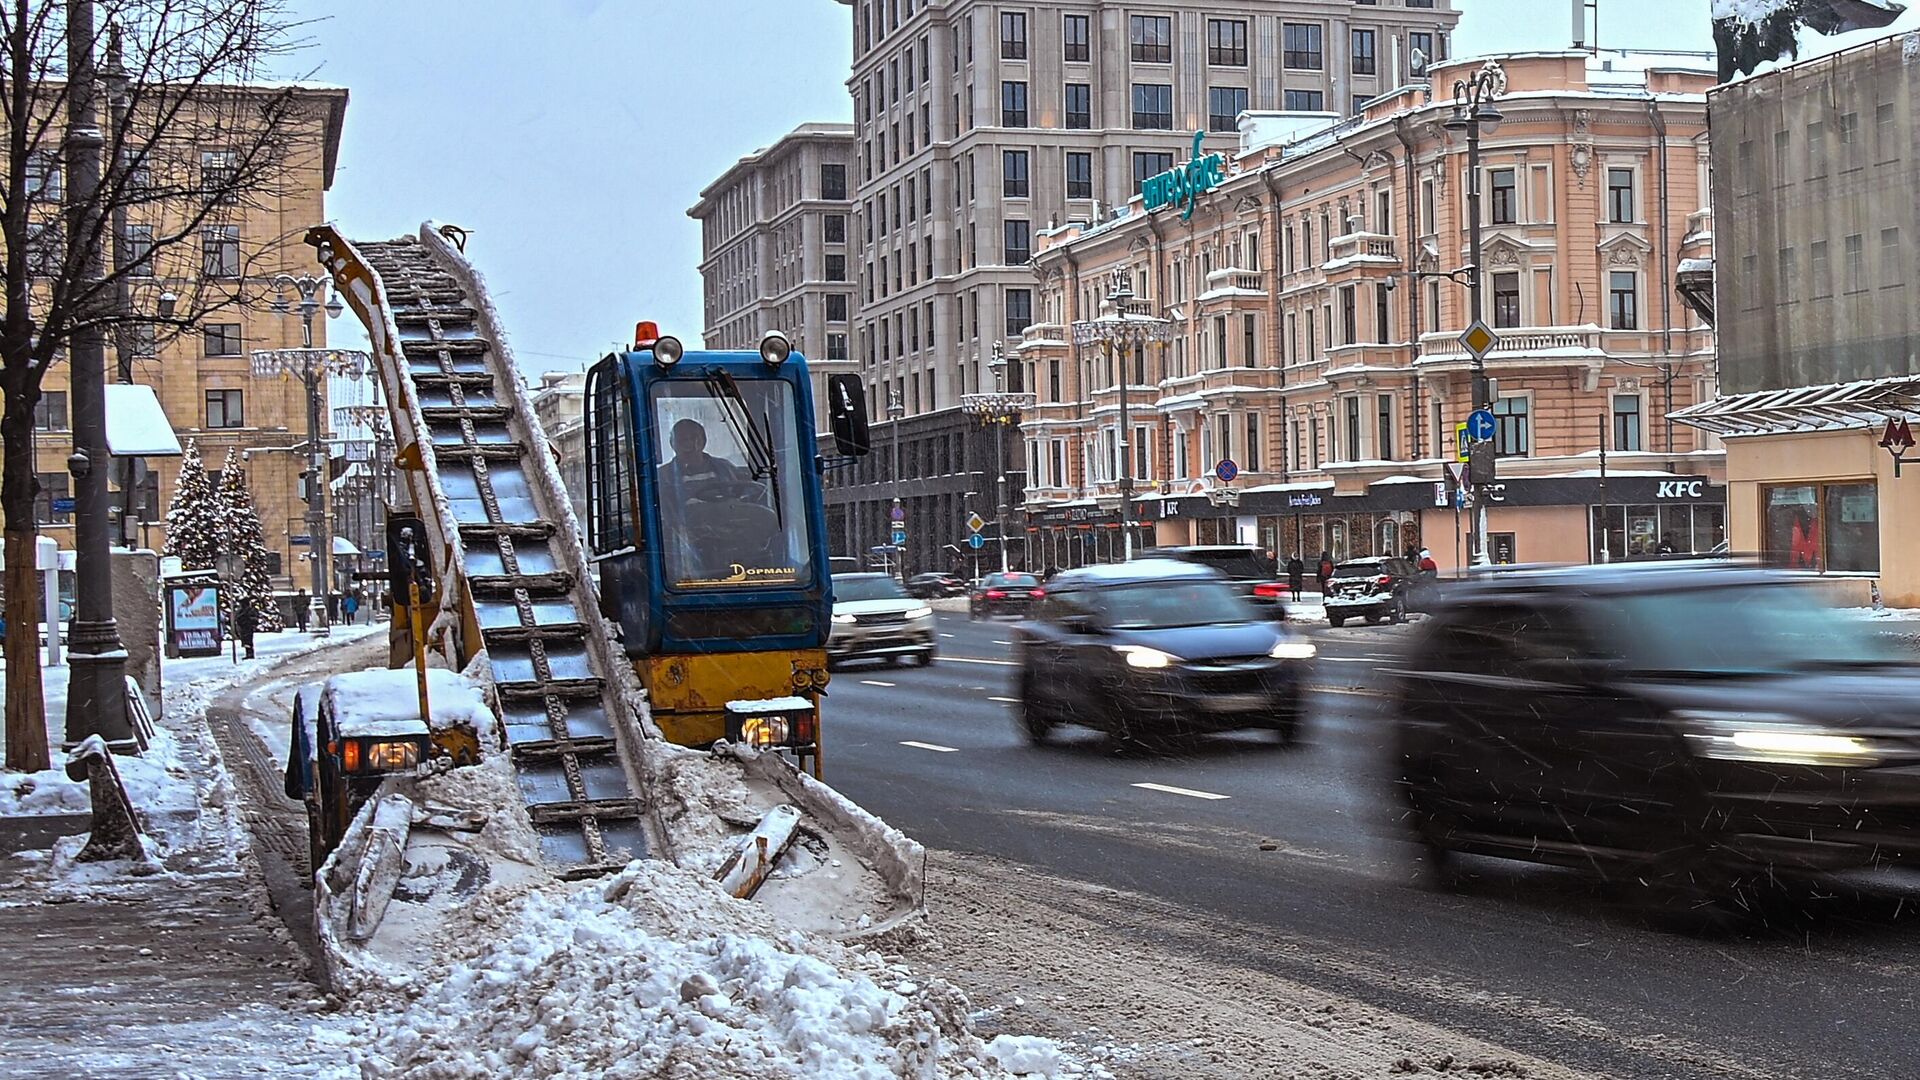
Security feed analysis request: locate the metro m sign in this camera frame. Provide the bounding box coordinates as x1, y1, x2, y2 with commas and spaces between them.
1880, 417, 1916, 478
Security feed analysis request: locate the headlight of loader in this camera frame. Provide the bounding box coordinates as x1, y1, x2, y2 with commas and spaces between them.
339, 736, 426, 774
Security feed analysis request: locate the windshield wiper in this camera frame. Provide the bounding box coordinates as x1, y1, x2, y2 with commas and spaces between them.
700, 369, 783, 526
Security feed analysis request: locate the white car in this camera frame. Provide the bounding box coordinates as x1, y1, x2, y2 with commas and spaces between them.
828, 573, 936, 667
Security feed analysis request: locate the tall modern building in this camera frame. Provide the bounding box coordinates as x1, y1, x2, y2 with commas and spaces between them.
688, 122, 858, 429
827, 0, 1460, 572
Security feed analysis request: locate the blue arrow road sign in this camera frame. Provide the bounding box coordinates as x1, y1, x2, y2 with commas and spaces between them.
968, 533, 985, 549
891, 529, 908, 545
1466, 409, 1496, 442
1215, 458, 1239, 482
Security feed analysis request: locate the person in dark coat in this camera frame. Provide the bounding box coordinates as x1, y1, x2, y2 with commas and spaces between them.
294, 589, 310, 631
234, 601, 257, 660
1316, 550, 1335, 596
1286, 555, 1305, 601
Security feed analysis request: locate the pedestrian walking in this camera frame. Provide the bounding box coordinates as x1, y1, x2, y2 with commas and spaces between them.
325, 591, 340, 623
1286, 555, 1305, 601
235, 601, 257, 660
1418, 548, 1439, 578
342, 591, 360, 625
1316, 550, 1334, 596
294, 589, 310, 632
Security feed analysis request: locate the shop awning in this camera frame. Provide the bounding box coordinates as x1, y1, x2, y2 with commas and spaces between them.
1672, 375, 1920, 437
105, 384, 182, 457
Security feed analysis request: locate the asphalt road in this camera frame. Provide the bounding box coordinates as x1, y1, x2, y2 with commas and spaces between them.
822, 611, 1920, 1080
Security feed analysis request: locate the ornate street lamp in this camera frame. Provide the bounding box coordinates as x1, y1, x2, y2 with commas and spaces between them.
960, 341, 1035, 573
1444, 60, 1506, 566
1071, 270, 1173, 562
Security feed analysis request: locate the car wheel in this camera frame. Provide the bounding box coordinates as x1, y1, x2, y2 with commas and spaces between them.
1015, 671, 1053, 744
1398, 764, 1464, 891
305, 801, 328, 883
1328, 614, 1346, 629
1366, 611, 1384, 625
886, 654, 904, 667
1392, 598, 1408, 624
968, 605, 980, 621
917, 648, 936, 666
1269, 716, 1300, 746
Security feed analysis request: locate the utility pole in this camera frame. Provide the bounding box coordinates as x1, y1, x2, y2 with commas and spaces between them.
102, 24, 136, 548
1444, 62, 1505, 569
887, 388, 904, 580
64, 0, 134, 749
1597, 413, 1610, 563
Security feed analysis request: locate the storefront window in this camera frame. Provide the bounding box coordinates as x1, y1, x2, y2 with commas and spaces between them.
1762, 482, 1878, 572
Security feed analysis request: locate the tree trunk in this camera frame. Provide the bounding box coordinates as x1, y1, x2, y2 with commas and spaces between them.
2, 365, 46, 773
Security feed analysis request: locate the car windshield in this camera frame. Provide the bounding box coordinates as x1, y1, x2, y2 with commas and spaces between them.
835, 576, 908, 602
1174, 550, 1270, 580
991, 574, 1039, 587
1097, 580, 1258, 629
1333, 562, 1385, 578
1600, 584, 1903, 674
652, 379, 813, 590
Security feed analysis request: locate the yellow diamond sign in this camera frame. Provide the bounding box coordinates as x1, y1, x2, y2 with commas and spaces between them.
1459, 320, 1500, 360
967, 512, 986, 533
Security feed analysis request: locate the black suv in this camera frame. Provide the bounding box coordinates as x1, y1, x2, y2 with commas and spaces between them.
1324, 556, 1420, 627
1013, 559, 1314, 745
1392, 563, 1920, 905
1150, 546, 1283, 607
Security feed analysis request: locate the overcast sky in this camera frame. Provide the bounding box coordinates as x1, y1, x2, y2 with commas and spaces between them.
280, 0, 1717, 370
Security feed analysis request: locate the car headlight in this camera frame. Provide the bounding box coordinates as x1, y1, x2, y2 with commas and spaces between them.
1676, 709, 1884, 767
904, 606, 933, 620
831, 613, 857, 624
1269, 639, 1317, 660
1114, 645, 1179, 670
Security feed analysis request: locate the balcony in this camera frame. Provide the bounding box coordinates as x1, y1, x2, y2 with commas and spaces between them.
1416, 324, 1605, 368
1323, 232, 1398, 272
1197, 267, 1266, 301
1018, 321, 1069, 349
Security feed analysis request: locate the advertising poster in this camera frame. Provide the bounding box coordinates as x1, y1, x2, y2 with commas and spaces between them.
168, 581, 222, 658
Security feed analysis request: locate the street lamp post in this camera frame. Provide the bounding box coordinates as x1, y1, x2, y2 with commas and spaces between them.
253, 274, 356, 635
1071, 270, 1174, 563
961, 345, 1034, 575
1444, 60, 1506, 567
887, 389, 904, 580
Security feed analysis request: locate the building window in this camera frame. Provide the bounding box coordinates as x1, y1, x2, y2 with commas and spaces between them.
1207, 19, 1247, 66
1492, 271, 1521, 328
205, 389, 244, 429
1005, 288, 1032, 337
25, 221, 63, 277
1002, 150, 1029, 198
827, 294, 848, 321
1612, 393, 1642, 451
1764, 483, 1878, 572
24, 151, 62, 202
1376, 394, 1394, 460
1488, 167, 1516, 224
1344, 396, 1362, 460
1409, 32, 1434, 76
1881, 227, 1903, 287
1608, 270, 1637, 330
1132, 151, 1172, 195
825, 254, 847, 281
1208, 87, 1248, 133
1000, 10, 1026, 58
826, 333, 849, 361
1132, 83, 1172, 130
1004, 219, 1030, 263
1244, 413, 1261, 471
34, 472, 69, 525
1606, 167, 1634, 223
1374, 282, 1390, 344
123, 223, 155, 277
200, 149, 237, 202
1063, 13, 1089, 62
1065, 151, 1093, 200
824, 214, 845, 244
1877, 101, 1899, 162
1282, 89, 1324, 112
1492, 395, 1529, 457
1340, 285, 1357, 344
1845, 233, 1865, 293
1839, 111, 1861, 169
1131, 15, 1171, 63
204, 323, 242, 357
1352, 29, 1376, 75
1778, 246, 1799, 303
821, 163, 847, 200
1065, 82, 1091, 129
1243, 313, 1257, 368
1774, 129, 1792, 185
1283, 23, 1323, 70
1811, 240, 1831, 298
1000, 81, 1028, 127
33, 390, 68, 432
1807, 120, 1827, 178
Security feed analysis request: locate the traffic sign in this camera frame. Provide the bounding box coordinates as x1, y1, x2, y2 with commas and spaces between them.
968, 533, 985, 549
1454, 423, 1471, 462
363, 549, 387, 560
1459, 319, 1500, 361
966, 511, 986, 533
889, 505, 906, 523
51, 497, 74, 513
1215, 458, 1238, 482
290, 535, 313, 546
1466, 409, 1496, 442
891, 529, 907, 545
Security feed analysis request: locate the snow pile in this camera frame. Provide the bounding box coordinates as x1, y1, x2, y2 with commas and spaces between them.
1711, 0, 1795, 24
0, 724, 196, 835
331, 859, 1083, 1079
322, 667, 494, 740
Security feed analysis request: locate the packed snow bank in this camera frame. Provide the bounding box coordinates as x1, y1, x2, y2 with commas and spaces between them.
322, 667, 494, 740
327, 858, 1088, 1079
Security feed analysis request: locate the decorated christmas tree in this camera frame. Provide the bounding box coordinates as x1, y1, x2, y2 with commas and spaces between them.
215, 448, 284, 633
161, 439, 222, 572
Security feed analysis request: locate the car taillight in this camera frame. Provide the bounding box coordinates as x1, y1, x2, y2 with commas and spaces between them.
1253, 582, 1284, 598
987, 589, 1007, 599
1376, 575, 1393, 586
1031, 587, 1046, 599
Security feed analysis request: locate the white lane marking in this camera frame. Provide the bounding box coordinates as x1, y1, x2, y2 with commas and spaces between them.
1320, 656, 1391, 663
860, 679, 897, 687
939, 633, 956, 639
942, 656, 1018, 666
900, 740, 959, 753
993, 639, 1014, 645
988, 696, 1019, 704
1131, 782, 1231, 801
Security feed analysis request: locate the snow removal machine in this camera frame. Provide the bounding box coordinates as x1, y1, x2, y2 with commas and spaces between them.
281, 223, 916, 989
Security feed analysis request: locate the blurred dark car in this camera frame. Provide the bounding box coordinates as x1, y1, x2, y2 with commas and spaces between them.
1013, 559, 1315, 745
1392, 563, 1920, 904
906, 572, 967, 598
1324, 556, 1423, 627
1150, 545, 1283, 607
969, 572, 1043, 619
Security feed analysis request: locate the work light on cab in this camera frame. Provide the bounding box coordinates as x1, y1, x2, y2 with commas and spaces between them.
759, 329, 792, 368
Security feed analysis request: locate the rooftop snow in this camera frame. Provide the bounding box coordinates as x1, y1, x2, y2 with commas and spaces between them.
323, 667, 493, 739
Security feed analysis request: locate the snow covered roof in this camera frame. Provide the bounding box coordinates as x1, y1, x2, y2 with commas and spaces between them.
324, 668, 492, 739
1672, 374, 1920, 435
104, 384, 181, 457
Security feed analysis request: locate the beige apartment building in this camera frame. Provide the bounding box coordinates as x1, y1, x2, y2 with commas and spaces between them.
1019, 50, 1722, 571
826, 0, 1461, 571
689, 122, 858, 430
531, 370, 589, 532
31, 85, 349, 596
1676, 32, 1920, 605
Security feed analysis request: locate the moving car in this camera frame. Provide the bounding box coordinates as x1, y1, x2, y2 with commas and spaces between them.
969, 571, 1043, 619
1391, 563, 1920, 905
1150, 545, 1283, 606
1324, 556, 1420, 627
828, 573, 935, 667
1013, 559, 1314, 746
906, 572, 967, 598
